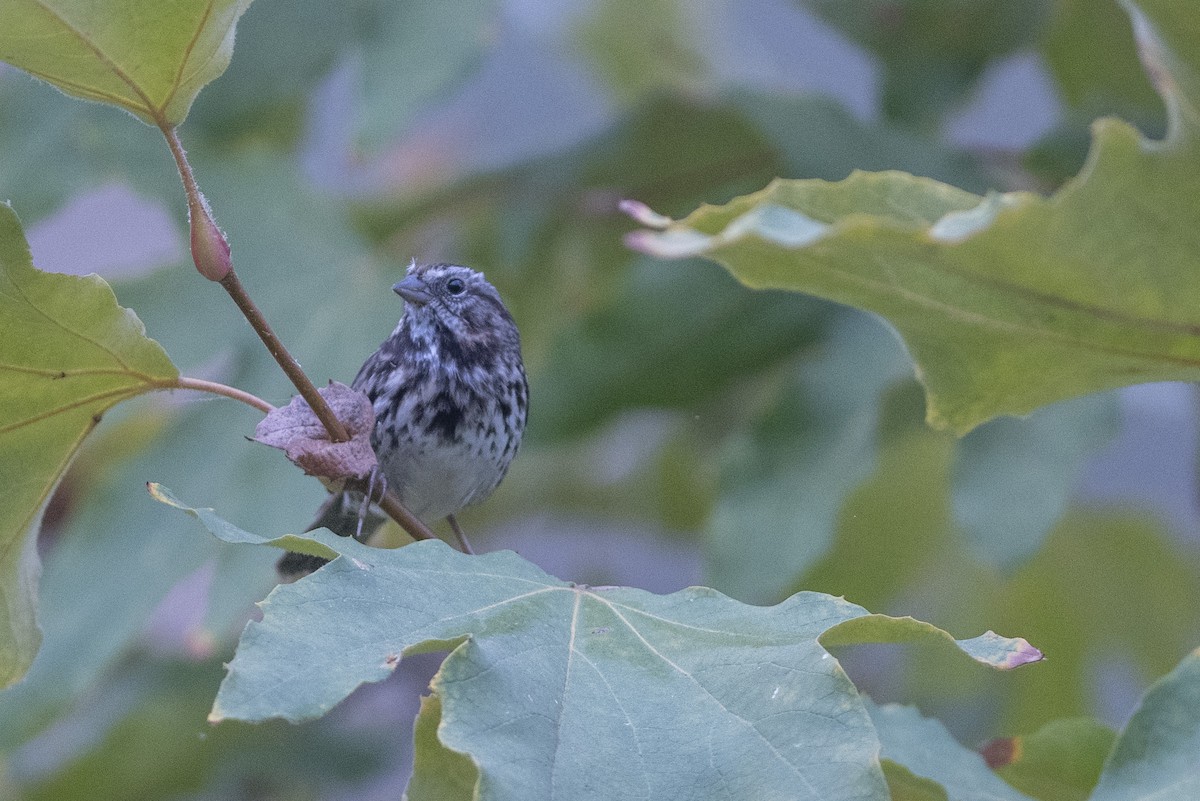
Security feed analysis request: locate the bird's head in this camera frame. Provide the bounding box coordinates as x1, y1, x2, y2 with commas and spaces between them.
393, 262, 520, 351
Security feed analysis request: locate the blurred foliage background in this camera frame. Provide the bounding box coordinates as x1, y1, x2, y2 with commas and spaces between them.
0, 0, 1196, 798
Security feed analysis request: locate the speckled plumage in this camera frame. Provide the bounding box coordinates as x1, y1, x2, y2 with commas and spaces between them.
278, 263, 527, 578
358, 262, 527, 520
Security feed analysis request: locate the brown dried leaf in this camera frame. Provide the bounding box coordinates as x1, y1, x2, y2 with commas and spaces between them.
253, 382, 377, 483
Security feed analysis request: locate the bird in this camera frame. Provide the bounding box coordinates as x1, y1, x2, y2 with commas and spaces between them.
277, 262, 528, 578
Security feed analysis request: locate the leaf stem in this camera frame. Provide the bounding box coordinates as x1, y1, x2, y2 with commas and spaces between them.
169, 376, 274, 413
162, 124, 200, 214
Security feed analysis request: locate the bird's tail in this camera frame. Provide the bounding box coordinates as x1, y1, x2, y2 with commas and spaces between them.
276, 492, 386, 580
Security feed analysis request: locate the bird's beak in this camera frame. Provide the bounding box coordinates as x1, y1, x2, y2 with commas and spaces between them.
393, 276, 434, 306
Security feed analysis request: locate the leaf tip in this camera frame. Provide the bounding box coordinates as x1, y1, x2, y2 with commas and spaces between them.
1122, 1, 1181, 113
998, 633, 1046, 666
146, 481, 180, 508
624, 228, 712, 258
1006, 637, 1045, 668
619, 199, 673, 228
978, 631, 1044, 669
623, 229, 657, 254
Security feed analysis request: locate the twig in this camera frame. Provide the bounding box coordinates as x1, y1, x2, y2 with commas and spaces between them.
216, 270, 350, 442
379, 492, 437, 542
158, 125, 440, 547
159, 124, 350, 444
446, 514, 476, 555
167, 376, 439, 543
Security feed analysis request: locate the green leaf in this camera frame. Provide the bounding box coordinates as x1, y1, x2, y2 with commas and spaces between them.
1091, 649, 1200, 801
902, 510, 1200, 736
351, 0, 494, 151
1042, 0, 1162, 119
16, 660, 222, 800
529, 257, 830, 441
984, 717, 1116, 801
0, 148, 388, 747
147, 483, 336, 561
155, 486, 1040, 801
0, 407, 219, 749
784, 388, 1200, 740
1030, 0, 1168, 187
868, 701, 1035, 801
628, 0, 1200, 433
729, 91, 993, 194
822, 616, 1042, 672
0, 203, 177, 688
0, 77, 176, 223
408, 693, 479, 801
576, 0, 705, 104
0, 0, 251, 126
881, 761, 950, 801
798, 381, 958, 613
776, 382, 1198, 739
361, 90, 995, 438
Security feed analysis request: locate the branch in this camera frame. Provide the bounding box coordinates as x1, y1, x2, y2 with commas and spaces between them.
157, 126, 445, 547
217, 270, 350, 442
170, 376, 440, 543
159, 124, 350, 444
378, 492, 437, 542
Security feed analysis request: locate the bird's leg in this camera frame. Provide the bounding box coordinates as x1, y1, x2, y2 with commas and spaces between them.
446, 514, 476, 555
355, 467, 387, 542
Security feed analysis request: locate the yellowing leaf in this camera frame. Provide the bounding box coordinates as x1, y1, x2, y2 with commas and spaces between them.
0, 203, 177, 687
0, 0, 252, 126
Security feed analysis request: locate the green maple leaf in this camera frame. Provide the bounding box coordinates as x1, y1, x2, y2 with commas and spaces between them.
154, 484, 1041, 801
0, 204, 177, 687
0, 0, 252, 126
627, 0, 1200, 434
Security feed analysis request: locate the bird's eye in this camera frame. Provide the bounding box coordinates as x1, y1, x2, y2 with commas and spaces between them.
446, 277, 466, 295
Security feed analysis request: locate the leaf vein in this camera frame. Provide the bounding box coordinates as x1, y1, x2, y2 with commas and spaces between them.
600, 601, 824, 798
27, 0, 165, 119
166, 0, 215, 113
0, 385, 146, 434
